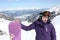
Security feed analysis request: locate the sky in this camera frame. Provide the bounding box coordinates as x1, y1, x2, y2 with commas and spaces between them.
0, 0, 60, 9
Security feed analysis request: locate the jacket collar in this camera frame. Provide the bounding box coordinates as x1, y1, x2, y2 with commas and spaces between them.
35, 19, 50, 28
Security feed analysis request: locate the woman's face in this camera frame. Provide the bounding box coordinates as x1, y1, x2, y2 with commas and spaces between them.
42, 16, 48, 23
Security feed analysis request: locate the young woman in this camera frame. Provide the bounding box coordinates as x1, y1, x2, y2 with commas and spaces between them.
21, 11, 56, 40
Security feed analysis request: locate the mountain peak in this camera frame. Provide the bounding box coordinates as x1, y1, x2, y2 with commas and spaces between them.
47, 5, 60, 12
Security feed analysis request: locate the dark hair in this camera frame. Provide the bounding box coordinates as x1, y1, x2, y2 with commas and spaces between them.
39, 11, 51, 17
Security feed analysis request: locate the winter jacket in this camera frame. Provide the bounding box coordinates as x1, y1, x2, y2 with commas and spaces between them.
21, 19, 56, 40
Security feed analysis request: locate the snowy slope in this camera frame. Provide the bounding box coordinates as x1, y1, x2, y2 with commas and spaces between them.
52, 15, 60, 40
0, 18, 11, 40
21, 21, 36, 40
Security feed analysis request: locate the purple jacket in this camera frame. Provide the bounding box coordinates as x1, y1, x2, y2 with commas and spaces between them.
21, 19, 56, 40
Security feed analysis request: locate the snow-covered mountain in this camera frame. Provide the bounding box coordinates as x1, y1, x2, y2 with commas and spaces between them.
48, 6, 60, 12
46, 6, 60, 20
47, 6, 60, 15
0, 6, 60, 22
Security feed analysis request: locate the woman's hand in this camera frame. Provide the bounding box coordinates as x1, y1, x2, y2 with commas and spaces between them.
10, 34, 15, 40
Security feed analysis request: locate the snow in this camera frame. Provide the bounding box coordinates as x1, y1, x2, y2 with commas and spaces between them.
0, 18, 11, 40
47, 6, 60, 12
21, 21, 36, 40
52, 15, 60, 40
